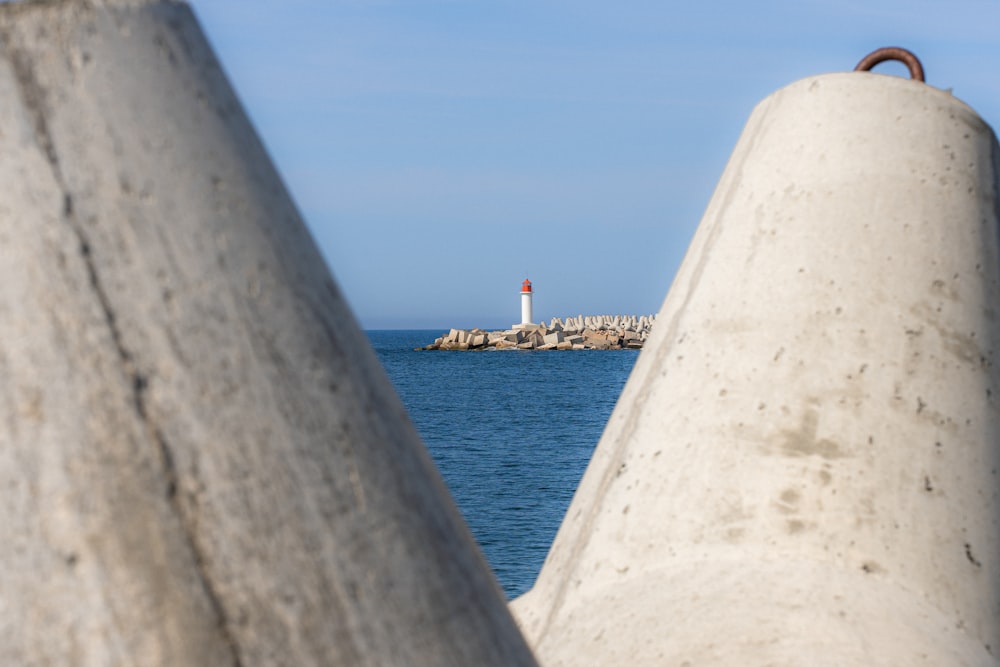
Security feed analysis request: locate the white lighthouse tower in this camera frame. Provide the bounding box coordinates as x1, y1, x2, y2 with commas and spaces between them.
520, 279, 533, 325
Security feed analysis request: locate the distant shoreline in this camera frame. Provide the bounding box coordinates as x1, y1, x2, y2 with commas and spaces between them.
418, 314, 656, 351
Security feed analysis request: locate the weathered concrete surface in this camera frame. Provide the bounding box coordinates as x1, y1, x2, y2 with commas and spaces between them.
512, 72, 1000, 665
0, 2, 536, 666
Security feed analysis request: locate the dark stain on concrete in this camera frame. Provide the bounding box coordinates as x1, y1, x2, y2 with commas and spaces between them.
775, 488, 801, 515
778, 408, 845, 459
965, 543, 982, 568
861, 561, 884, 575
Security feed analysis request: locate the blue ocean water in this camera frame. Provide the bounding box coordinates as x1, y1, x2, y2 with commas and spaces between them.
367, 329, 639, 599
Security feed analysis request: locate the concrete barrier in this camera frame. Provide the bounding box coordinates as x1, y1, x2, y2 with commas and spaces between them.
0, 2, 537, 665
513, 71, 1000, 665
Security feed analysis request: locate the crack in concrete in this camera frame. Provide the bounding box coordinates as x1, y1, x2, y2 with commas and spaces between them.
2, 38, 244, 667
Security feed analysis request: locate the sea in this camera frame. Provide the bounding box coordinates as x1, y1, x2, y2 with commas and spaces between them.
367, 329, 640, 600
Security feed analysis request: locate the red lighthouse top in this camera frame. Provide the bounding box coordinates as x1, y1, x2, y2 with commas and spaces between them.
521, 279, 533, 293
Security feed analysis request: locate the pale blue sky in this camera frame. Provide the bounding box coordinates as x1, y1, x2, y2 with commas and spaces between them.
191, 1, 1000, 329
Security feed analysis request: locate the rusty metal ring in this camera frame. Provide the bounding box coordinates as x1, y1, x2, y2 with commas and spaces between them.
854, 47, 925, 82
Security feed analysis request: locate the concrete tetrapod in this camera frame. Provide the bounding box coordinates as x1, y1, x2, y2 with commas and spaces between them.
0, 2, 537, 666
512, 72, 1000, 665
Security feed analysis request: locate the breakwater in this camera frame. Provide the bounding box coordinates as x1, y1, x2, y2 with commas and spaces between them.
420, 314, 656, 351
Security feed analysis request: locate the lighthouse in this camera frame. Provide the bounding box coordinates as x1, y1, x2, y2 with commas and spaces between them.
520, 279, 533, 325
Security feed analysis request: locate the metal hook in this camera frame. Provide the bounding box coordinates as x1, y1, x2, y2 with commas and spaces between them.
854, 47, 925, 82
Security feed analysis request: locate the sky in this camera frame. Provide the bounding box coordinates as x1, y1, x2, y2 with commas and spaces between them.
190, 0, 1000, 330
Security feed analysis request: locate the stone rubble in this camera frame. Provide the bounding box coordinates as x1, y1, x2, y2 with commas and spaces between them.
419, 315, 656, 351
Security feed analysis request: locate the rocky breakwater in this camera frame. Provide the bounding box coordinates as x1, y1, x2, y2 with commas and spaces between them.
420, 314, 656, 351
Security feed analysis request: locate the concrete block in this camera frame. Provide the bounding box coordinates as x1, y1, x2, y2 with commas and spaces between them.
0, 2, 538, 665
513, 70, 1000, 666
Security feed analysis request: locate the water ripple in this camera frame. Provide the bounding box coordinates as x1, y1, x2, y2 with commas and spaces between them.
369, 330, 638, 598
